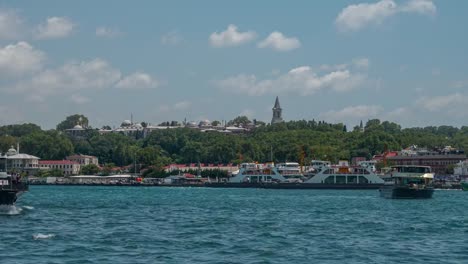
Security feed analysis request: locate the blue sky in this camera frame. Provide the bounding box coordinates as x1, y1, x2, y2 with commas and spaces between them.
0, 0, 467, 129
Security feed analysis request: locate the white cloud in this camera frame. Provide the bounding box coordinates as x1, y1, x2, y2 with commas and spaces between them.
0, 9, 25, 40
416, 93, 468, 112
258, 31, 301, 51
401, 0, 436, 15
0, 42, 45, 77
96, 26, 122, 38
320, 105, 383, 121
70, 94, 90, 104
115, 72, 159, 90
11, 58, 121, 101
214, 62, 367, 96
161, 31, 183, 45
35, 17, 74, 39
209, 24, 256, 47
335, 0, 436, 32
353, 58, 370, 69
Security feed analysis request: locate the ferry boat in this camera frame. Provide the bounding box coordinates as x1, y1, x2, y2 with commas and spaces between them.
275, 162, 305, 182
0, 155, 29, 205
379, 165, 434, 199
207, 162, 287, 188
272, 160, 384, 189
208, 160, 384, 189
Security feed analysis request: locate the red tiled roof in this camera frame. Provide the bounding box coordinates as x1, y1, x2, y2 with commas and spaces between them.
39, 160, 80, 165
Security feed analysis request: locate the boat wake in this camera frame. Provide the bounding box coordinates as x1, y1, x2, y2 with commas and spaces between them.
0, 205, 23, 215
32, 233, 56, 240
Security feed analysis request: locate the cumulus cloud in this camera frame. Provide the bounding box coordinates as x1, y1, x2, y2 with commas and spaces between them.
11, 58, 121, 102
335, 0, 436, 32
96, 26, 122, 38
0, 42, 46, 77
209, 24, 256, 47
161, 31, 183, 45
416, 93, 468, 112
258, 31, 301, 51
401, 0, 436, 14
115, 72, 159, 90
320, 105, 383, 121
0, 9, 25, 40
35, 17, 75, 39
214, 61, 367, 96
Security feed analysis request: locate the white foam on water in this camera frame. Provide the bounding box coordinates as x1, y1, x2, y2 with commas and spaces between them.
32, 233, 56, 240
23, 206, 34, 210
0, 205, 23, 215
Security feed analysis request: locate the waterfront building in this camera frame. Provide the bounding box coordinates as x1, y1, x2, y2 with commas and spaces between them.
271, 96, 284, 124
66, 154, 99, 166
39, 160, 81, 176
387, 154, 466, 175
454, 160, 468, 177
2, 145, 40, 175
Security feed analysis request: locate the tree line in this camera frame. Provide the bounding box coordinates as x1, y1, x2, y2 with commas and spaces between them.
1, 115, 467, 173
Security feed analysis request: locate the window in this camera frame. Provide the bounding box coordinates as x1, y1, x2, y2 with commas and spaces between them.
324, 176, 335, 184
347, 176, 357, 184
336, 176, 346, 184
358, 176, 369, 184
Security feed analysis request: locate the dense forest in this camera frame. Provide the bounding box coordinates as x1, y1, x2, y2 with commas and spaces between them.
1, 115, 468, 173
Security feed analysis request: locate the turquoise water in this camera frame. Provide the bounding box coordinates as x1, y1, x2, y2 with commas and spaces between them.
1, 186, 467, 264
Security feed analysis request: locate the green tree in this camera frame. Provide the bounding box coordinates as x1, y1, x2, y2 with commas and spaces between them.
57, 114, 89, 130
81, 164, 100, 175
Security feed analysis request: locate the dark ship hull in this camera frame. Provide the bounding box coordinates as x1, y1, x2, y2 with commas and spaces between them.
379, 185, 434, 199
0, 183, 28, 205
205, 182, 383, 189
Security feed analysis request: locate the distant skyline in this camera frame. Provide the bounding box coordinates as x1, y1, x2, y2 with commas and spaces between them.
0, 0, 467, 129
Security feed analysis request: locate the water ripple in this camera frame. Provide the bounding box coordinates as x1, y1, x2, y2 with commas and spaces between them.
1, 186, 467, 264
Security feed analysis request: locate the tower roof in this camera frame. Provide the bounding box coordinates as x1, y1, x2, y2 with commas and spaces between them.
273, 96, 281, 109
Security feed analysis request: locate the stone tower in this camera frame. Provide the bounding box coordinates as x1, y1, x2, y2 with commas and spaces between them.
271, 96, 284, 124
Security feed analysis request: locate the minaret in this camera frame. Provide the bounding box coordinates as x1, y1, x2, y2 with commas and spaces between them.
271, 96, 284, 124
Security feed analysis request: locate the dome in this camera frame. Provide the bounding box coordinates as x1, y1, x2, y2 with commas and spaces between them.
121, 120, 132, 127
73, 124, 83, 129
199, 120, 211, 126
134, 123, 143, 128
7, 146, 17, 156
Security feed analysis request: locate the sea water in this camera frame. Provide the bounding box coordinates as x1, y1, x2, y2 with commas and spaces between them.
1, 186, 467, 264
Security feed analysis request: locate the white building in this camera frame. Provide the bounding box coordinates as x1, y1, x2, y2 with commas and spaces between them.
39, 160, 81, 176
454, 160, 468, 176
66, 154, 99, 166
3, 146, 40, 174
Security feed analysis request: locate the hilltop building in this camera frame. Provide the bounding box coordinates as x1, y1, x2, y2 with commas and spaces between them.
271, 96, 284, 124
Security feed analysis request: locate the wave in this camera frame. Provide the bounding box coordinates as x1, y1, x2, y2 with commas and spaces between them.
0, 205, 23, 215
32, 233, 56, 240
23, 206, 34, 210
